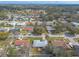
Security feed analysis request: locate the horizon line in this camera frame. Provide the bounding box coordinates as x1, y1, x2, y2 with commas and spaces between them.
0, 1, 79, 4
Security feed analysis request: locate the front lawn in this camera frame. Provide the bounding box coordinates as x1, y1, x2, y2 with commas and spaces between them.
27, 37, 42, 43
27, 37, 70, 43
48, 37, 69, 43
74, 38, 79, 43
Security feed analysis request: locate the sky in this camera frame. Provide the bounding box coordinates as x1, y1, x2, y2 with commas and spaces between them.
0, 1, 79, 4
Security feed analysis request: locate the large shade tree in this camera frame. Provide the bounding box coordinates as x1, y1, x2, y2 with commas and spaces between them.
0, 32, 9, 40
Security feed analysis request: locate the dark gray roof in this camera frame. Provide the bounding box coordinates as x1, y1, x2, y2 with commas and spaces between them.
0, 28, 7, 32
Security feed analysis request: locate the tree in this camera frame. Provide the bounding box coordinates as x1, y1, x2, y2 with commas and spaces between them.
0, 11, 8, 20
53, 46, 67, 57
66, 23, 76, 35
7, 47, 17, 57
41, 46, 55, 57
33, 25, 47, 35
53, 21, 65, 33
0, 32, 9, 40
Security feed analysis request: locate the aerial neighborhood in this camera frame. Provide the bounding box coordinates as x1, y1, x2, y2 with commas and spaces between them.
0, 3, 79, 57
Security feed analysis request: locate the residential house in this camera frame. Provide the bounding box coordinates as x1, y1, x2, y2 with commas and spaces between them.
8, 39, 30, 57
51, 40, 70, 49
16, 22, 26, 26
15, 40, 30, 48
31, 40, 48, 56
46, 26, 55, 34
23, 26, 33, 33
0, 28, 8, 32
32, 40, 48, 48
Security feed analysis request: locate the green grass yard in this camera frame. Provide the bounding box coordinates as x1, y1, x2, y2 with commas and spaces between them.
27, 37, 70, 43
74, 38, 79, 43
48, 37, 70, 43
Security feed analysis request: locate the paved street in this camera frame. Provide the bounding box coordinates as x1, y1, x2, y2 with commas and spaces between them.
9, 34, 79, 38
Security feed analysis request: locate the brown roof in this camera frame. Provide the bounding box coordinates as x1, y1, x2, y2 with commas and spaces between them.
51, 40, 68, 49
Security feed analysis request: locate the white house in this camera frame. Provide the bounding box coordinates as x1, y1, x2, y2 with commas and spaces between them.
32, 40, 48, 48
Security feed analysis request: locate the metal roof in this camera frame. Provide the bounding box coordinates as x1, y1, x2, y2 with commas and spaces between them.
33, 40, 48, 48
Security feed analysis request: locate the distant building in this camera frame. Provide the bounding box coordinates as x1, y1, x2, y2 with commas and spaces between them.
23, 26, 33, 32
8, 21, 26, 26
25, 22, 33, 25
9, 28, 20, 33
